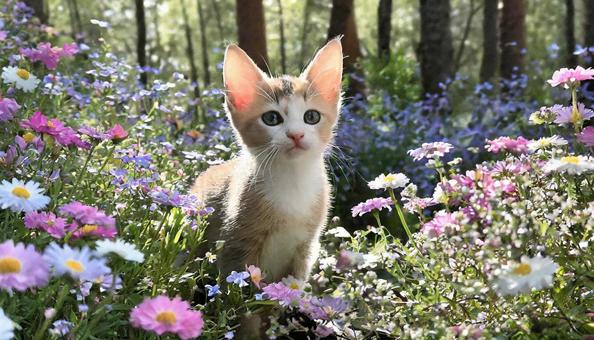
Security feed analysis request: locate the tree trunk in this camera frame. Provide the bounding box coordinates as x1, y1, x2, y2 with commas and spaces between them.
210, 0, 225, 42
152, 0, 162, 67
328, 0, 365, 96
419, 0, 454, 95
298, 0, 314, 69
377, 0, 393, 59
235, 0, 269, 73
135, 0, 148, 86
480, 0, 498, 82
584, 0, 594, 68
277, 0, 287, 74
565, 0, 577, 67
197, 0, 211, 86
499, 0, 526, 79
181, 0, 199, 97
23, 0, 48, 24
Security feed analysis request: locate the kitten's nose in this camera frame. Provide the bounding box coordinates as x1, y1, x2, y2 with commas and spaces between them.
286, 131, 304, 144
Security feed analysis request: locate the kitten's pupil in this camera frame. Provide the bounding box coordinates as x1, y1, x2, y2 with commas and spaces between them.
303, 110, 321, 125
262, 111, 283, 126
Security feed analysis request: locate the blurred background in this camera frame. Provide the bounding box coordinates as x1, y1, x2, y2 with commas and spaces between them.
19, 0, 594, 230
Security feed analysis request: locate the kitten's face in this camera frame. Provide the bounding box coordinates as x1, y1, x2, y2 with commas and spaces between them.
222, 40, 343, 161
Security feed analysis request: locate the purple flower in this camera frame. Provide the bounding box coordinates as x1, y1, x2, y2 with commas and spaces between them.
225, 271, 249, 287
262, 282, 302, 306
351, 197, 393, 217
59, 201, 117, 239
300, 296, 349, 320
421, 211, 458, 237
50, 320, 73, 336
408, 141, 454, 161
551, 103, 594, 124
577, 126, 594, 146
485, 136, 529, 154
24, 211, 70, 238
0, 240, 49, 291
20, 42, 78, 69
205, 284, 220, 297
0, 97, 20, 122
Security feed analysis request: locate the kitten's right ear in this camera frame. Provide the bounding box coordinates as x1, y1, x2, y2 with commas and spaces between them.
223, 44, 267, 112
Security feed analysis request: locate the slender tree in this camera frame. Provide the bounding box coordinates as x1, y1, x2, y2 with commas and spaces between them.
197, 0, 211, 86
499, 0, 526, 80
23, 0, 48, 24
210, 0, 225, 42
584, 0, 594, 67
565, 0, 577, 67
277, 0, 287, 74
419, 0, 454, 95
298, 0, 314, 69
377, 0, 393, 59
454, 0, 481, 74
328, 0, 364, 96
135, 0, 148, 86
152, 0, 163, 67
181, 1, 199, 97
236, 0, 269, 72
480, 0, 498, 82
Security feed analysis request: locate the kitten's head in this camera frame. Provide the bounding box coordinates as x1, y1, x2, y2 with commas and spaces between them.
222, 39, 343, 161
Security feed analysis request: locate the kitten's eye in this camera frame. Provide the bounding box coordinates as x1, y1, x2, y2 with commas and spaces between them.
303, 110, 321, 125
261, 111, 284, 126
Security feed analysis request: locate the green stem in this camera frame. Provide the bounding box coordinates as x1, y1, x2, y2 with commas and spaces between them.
388, 188, 417, 249
96, 145, 116, 176
73, 144, 96, 189
33, 284, 69, 340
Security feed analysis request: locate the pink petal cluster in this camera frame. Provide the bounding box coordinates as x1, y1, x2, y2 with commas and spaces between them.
351, 197, 393, 217
421, 211, 457, 237
20, 42, 78, 69
0, 97, 20, 122
24, 211, 70, 238
21, 111, 90, 149
577, 126, 594, 147
0, 240, 49, 291
80, 124, 128, 142
485, 136, 529, 154
551, 103, 594, 124
262, 282, 302, 306
59, 201, 117, 239
130, 296, 204, 340
547, 66, 594, 87
408, 141, 454, 161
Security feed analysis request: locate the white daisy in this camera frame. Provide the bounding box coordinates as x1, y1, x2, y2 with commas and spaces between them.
95, 239, 145, 263
0, 308, 15, 340
527, 135, 568, 152
494, 254, 558, 296
368, 173, 409, 190
282, 275, 305, 291
544, 155, 594, 174
0, 179, 50, 213
1, 66, 40, 92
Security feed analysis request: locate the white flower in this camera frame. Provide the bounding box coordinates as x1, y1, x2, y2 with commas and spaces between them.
544, 155, 594, 174
95, 239, 145, 263
282, 275, 305, 291
368, 173, 409, 190
528, 135, 568, 152
494, 254, 558, 296
1, 66, 40, 92
0, 308, 15, 340
0, 179, 50, 213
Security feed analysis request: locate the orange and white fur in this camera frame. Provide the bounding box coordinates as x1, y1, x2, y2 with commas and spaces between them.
191, 39, 343, 284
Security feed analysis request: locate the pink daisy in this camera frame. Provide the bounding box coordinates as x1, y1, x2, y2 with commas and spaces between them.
408, 141, 454, 161
351, 197, 393, 217
262, 282, 302, 306
108, 124, 128, 142
0, 97, 20, 122
20, 42, 78, 70
547, 66, 594, 88
24, 211, 70, 238
421, 211, 458, 237
59, 201, 117, 239
485, 136, 529, 154
577, 126, 594, 147
130, 296, 204, 340
552, 103, 594, 125
0, 240, 49, 291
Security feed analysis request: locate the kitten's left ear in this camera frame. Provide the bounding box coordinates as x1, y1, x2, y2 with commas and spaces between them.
223, 44, 268, 112
301, 37, 343, 103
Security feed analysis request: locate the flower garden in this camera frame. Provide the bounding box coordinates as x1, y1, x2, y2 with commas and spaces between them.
1, 1, 594, 339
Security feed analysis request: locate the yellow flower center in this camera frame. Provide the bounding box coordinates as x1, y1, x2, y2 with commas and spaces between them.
47, 121, 55, 128
23, 132, 36, 143
562, 156, 580, 165
512, 263, 532, 276
11, 186, 30, 199
383, 174, 395, 183
80, 224, 98, 234
0, 257, 22, 274
16, 68, 30, 80
289, 282, 300, 290
155, 311, 177, 325
65, 259, 85, 273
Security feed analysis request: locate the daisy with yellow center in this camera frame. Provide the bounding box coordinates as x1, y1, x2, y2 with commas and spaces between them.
1, 66, 40, 92
0, 179, 50, 212
494, 254, 558, 296
282, 275, 305, 291
130, 295, 204, 338
43, 243, 110, 281
544, 155, 594, 174
527, 135, 568, 152
368, 172, 410, 190
0, 240, 49, 291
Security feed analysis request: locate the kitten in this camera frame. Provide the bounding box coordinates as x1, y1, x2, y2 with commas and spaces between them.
191, 39, 343, 284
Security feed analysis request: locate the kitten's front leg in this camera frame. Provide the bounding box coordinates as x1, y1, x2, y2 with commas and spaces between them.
289, 238, 321, 281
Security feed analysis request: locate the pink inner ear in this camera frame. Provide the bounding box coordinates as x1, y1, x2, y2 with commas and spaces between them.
224, 47, 264, 112
303, 40, 343, 103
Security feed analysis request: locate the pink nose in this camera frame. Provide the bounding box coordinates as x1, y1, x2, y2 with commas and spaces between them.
286, 131, 304, 144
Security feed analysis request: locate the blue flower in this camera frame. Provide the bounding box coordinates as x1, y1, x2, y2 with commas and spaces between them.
205, 284, 220, 297
226, 271, 249, 287
224, 331, 235, 339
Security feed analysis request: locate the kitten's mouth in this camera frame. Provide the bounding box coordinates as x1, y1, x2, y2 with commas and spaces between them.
287, 144, 308, 154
